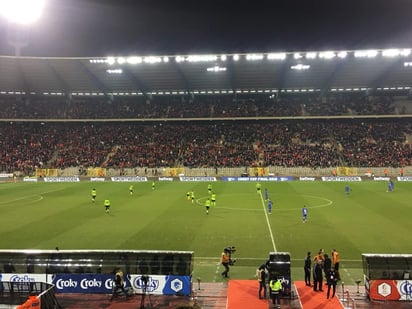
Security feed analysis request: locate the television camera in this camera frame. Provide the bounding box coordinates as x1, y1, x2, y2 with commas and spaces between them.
141, 275, 149, 288
224, 246, 237, 266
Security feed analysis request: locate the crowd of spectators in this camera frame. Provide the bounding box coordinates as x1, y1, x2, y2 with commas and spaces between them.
1, 118, 412, 174
0, 92, 411, 173
0, 92, 402, 119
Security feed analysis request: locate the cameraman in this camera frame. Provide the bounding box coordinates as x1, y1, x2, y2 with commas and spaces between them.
220, 249, 230, 278
110, 268, 128, 301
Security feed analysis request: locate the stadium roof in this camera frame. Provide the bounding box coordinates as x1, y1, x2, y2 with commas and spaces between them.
1, 48, 412, 97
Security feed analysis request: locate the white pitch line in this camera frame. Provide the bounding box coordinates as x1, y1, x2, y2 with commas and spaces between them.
0, 187, 65, 206
194, 256, 362, 263
258, 191, 277, 252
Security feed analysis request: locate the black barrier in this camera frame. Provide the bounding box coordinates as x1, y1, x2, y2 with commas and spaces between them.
266, 252, 291, 298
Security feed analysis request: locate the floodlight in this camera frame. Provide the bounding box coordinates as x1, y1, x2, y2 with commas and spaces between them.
117, 57, 126, 64
0, 0, 46, 24
318, 51, 335, 59
383, 48, 411, 57
293, 53, 302, 59
127, 56, 142, 64
354, 50, 378, 58
305, 52, 317, 59
106, 57, 115, 65
290, 64, 310, 70
382, 49, 400, 57
144, 56, 162, 63
400, 49, 411, 56
232, 54, 240, 61
267, 53, 286, 60
337, 51, 348, 59
106, 69, 122, 74
206, 66, 226, 72
246, 53, 264, 61
186, 54, 217, 62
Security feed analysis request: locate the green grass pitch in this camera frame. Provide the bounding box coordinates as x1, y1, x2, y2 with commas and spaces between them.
1, 180, 411, 285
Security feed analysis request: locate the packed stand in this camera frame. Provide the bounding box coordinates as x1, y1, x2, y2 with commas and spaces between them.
0, 93, 400, 119
1, 119, 412, 174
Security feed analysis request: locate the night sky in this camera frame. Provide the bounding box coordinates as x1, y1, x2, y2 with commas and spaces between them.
0, 0, 412, 57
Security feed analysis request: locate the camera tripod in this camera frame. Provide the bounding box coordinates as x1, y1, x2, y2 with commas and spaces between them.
140, 277, 153, 309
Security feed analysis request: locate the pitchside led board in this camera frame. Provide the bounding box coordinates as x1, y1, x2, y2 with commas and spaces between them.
267, 252, 292, 298
0, 250, 193, 296
362, 254, 412, 301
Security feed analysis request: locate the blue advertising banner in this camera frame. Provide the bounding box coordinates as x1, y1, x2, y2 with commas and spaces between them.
52, 273, 190, 295
52, 273, 130, 294
163, 275, 191, 295
130, 274, 191, 295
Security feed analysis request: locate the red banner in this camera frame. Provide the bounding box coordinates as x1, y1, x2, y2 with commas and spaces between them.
367, 279, 412, 301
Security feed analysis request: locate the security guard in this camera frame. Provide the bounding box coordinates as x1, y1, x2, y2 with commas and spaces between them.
257, 264, 267, 299
269, 276, 282, 308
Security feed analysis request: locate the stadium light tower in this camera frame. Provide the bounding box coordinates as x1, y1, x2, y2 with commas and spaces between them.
0, 0, 46, 56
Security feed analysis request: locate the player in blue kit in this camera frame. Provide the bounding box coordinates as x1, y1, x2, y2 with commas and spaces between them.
302, 205, 308, 223
345, 185, 351, 196
387, 180, 394, 192
267, 198, 273, 214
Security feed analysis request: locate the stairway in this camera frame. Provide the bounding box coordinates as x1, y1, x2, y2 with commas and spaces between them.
194, 282, 228, 308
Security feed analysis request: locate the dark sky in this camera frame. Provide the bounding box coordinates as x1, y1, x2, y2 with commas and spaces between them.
1, 0, 412, 57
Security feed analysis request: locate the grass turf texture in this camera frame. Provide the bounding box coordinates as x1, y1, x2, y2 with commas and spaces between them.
0, 180, 411, 285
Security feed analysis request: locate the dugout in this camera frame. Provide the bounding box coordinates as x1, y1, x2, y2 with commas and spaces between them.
362, 253, 412, 301
362, 254, 412, 280
0, 249, 194, 276
266, 252, 291, 298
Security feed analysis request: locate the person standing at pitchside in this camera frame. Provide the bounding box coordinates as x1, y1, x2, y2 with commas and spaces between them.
332, 249, 340, 279
304, 251, 311, 286
257, 264, 267, 299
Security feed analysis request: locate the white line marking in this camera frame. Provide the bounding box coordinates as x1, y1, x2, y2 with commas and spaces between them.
258, 191, 277, 252
194, 257, 362, 263
216, 194, 333, 212
0, 187, 65, 206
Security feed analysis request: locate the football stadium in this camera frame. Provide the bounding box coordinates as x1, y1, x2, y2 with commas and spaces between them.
1, 1, 412, 309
